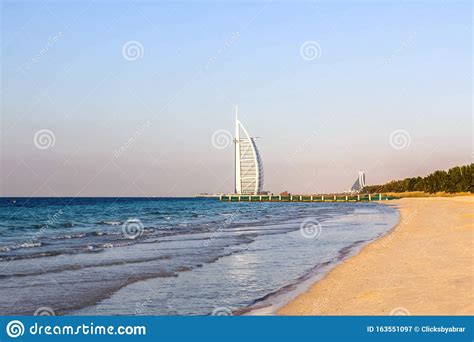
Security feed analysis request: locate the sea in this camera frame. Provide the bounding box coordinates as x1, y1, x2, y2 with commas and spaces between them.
0, 197, 398, 315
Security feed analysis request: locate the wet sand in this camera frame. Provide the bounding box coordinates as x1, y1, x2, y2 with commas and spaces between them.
278, 196, 474, 315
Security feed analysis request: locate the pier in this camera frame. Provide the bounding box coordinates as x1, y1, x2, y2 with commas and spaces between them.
218, 194, 397, 202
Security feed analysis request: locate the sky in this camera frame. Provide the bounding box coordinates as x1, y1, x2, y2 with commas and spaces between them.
1, 0, 472, 197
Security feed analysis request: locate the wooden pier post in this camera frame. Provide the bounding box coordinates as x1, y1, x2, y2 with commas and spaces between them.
334, 195, 336, 201
322, 195, 324, 201
310, 195, 313, 202
345, 195, 348, 201
357, 194, 360, 202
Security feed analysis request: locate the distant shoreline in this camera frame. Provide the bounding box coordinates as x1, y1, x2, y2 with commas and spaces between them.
1, 191, 471, 199
278, 196, 474, 315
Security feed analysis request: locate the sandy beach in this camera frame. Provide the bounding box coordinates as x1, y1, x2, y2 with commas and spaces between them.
278, 196, 474, 315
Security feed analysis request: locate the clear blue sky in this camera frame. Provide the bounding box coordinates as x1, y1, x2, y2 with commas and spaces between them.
1, 0, 471, 196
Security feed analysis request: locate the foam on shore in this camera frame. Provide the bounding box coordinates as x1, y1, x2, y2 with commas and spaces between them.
278, 196, 474, 315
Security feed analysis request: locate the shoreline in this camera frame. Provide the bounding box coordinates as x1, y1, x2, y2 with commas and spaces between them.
243, 203, 400, 315
278, 196, 474, 315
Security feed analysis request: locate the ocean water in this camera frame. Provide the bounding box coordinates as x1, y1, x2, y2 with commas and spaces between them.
0, 197, 398, 315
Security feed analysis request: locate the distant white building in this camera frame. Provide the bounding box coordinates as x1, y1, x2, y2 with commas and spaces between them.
234, 107, 264, 195
350, 171, 366, 193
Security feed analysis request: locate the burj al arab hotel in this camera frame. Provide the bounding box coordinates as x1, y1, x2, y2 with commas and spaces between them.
234, 107, 264, 195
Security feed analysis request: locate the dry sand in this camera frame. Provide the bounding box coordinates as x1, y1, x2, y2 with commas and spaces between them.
278, 196, 474, 315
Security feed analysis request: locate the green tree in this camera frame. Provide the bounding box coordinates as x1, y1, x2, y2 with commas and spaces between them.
362, 164, 473, 194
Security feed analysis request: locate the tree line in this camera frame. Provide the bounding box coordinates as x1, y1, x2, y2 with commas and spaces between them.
363, 164, 473, 194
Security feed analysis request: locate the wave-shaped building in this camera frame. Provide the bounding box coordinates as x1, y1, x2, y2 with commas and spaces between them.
234, 107, 264, 195
350, 171, 366, 193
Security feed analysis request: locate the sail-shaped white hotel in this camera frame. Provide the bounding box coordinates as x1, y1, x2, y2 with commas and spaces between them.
234, 107, 264, 195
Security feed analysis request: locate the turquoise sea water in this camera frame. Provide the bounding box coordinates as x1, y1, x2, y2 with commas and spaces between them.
0, 197, 398, 315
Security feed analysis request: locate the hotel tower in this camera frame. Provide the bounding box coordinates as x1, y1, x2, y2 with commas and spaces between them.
350, 171, 366, 193
234, 107, 264, 195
